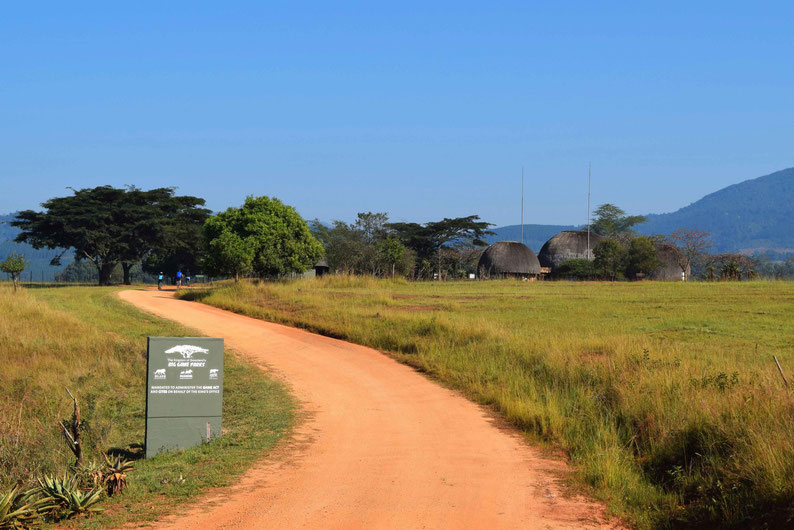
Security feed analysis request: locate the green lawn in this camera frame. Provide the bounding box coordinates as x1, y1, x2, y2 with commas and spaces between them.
181, 277, 794, 528
0, 284, 295, 528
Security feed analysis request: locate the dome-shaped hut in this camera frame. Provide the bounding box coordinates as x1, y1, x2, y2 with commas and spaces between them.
477, 241, 541, 278
650, 242, 689, 281
538, 230, 604, 271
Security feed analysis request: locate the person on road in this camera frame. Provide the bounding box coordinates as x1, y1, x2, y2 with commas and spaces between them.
157, 272, 164, 290
176, 270, 183, 289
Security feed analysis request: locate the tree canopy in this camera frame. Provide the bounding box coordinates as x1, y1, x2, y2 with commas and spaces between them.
591, 204, 646, 237
0, 252, 28, 292
203, 196, 323, 280
387, 215, 494, 278
12, 186, 209, 285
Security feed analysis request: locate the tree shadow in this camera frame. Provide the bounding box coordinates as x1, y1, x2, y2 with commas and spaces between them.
107, 443, 145, 461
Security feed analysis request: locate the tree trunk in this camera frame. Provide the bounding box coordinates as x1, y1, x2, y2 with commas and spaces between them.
98, 263, 115, 286
121, 263, 133, 285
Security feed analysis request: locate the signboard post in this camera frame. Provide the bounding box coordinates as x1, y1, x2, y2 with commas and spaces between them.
145, 337, 223, 458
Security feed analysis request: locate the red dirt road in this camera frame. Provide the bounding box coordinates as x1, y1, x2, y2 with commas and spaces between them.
120, 288, 618, 529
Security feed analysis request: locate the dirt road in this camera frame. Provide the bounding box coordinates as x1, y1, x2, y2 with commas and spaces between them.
120, 288, 617, 529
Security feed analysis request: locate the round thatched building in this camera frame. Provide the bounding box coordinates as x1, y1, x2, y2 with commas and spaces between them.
538, 230, 604, 271
477, 241, 541, 278
650, 242, 689, 281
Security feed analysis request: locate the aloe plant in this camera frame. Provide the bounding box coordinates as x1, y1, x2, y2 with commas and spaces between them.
0, 485, 54, 528
36, 475, 104, 519
103, 455, 134, 496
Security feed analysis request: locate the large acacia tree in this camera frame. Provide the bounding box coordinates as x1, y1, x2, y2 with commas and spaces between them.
386, 216, 494, 279
203, 196, 323, 280
13, 186, 209, 285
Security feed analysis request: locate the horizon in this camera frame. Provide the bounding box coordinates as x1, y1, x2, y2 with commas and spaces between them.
2, 3, 793, 226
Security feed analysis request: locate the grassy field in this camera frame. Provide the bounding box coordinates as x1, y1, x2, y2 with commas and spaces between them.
181, 277, 794, 528
0, 284, 294, 527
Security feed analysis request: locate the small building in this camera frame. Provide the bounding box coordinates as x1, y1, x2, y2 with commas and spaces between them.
538, 230, 604, 272
650, 243, 689, 281
477, 241, 541, 279
314, 257, 330, 277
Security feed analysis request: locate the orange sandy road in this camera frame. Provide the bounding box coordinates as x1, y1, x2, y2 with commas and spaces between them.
119, 288, 618, 529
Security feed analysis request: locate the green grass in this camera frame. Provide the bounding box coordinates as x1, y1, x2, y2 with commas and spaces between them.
0, 284, 295, 528
180, 277, 794, 528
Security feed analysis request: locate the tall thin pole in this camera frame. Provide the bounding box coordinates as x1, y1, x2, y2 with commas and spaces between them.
587, 162, 592, 259
521, 166, 524, 244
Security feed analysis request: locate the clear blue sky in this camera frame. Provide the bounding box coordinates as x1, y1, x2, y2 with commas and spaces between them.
1, 2, 792, 226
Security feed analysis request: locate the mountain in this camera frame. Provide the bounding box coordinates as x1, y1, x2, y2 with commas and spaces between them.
489, 168, 794, 256
0, 214, 71, 281
635, 167, 794, 254
2, 167, 792, 279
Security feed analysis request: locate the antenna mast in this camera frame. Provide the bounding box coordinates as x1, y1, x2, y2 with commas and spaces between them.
521, 166, 524, 244
587, 162, 592, 259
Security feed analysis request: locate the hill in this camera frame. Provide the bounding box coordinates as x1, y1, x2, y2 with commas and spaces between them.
0, 213, 70, 281
488, 168, 794, 256
636, 167, 794, 254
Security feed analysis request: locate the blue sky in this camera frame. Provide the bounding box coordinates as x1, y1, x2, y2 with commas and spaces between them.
1, 2, 792, 226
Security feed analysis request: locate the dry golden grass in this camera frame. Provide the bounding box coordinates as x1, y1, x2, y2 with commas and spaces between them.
0, 284, 294, 528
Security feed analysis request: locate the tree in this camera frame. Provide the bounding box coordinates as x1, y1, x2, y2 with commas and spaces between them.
669, 229, 712, 281
556, 258, 597, 280
593, 239, 626, 281
704, 253, 757, 281
12, 186, 209, 285
377, 236, 406, 278
0, 253, 28, 292
591, 204, 646, 237
625, 236, 663, 279
203, 196, 323, 279
387, 216, 494, 280
203, 230, 255, 281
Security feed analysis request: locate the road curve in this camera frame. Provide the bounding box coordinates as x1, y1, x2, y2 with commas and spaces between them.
119, 288, 618, 529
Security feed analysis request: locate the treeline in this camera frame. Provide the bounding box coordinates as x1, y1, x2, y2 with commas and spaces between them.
555, 204, 782, 281
310, 212, 493, 280
7, 187, 793, 286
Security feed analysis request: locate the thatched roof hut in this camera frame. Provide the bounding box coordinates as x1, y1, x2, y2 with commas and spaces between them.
314, 257, 330, 277
538, 230, 604, 270
650, 243, 688, 281
477, 241, 541, 278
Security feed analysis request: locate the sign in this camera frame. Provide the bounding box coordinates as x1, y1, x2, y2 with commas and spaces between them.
145, 337, 223, 458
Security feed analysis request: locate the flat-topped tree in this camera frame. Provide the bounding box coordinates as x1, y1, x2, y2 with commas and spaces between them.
592, 204, 646, 238
13, 186, 209, 285
387, 216, 494, 279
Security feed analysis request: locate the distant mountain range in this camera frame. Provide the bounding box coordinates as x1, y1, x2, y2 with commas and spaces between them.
0, 214, 71, 281
490, 167, 794, 256
2, 167, 793, 280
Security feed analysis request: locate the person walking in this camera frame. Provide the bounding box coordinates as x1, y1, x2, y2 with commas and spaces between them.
176, 270, 183, 289
157, 272, 164, 290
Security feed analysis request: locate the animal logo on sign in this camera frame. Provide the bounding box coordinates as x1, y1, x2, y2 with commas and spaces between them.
165, 345, 209, 359
209, 368, 219, 379
154, 368, 166, 379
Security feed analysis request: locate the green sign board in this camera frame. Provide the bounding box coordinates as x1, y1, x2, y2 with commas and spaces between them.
145, 337, 223, 458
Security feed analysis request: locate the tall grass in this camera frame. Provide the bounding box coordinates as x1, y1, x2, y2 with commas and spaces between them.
181, 277, 794, 528
0, 284, 294, 527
